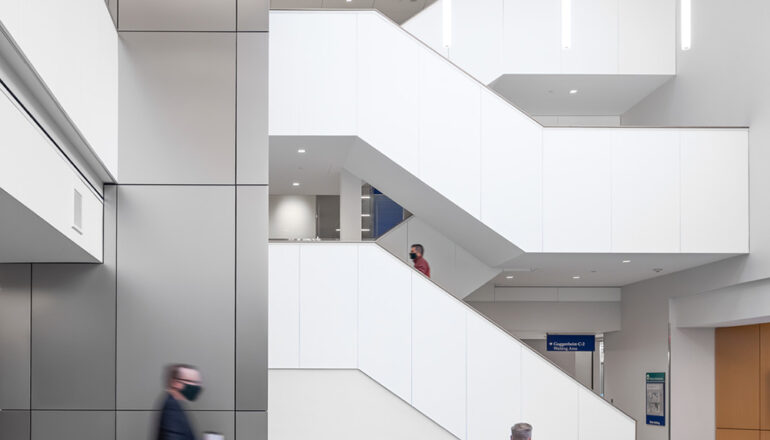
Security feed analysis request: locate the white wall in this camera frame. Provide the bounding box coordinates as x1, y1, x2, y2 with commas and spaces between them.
268, 242, 635, 440
470, 300, 621, 335
378, 217, 500, 299
0, 0, 119, 178
269, 195, 316, 239
402, 0, 675, 82
608, 0, 770, 438
541, 128, 748, 253
269, 369, 457, 440
0, 84, 102, 262
270, 11, 748, 255
522, 339, 594, 390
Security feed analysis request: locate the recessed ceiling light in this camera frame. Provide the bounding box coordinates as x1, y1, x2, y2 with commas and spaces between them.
361, 213, 371, 217
622, 259, 631, 263
292, 182, 300, 187
505, 275, 514, 279
297, 148, 306, 153
569, 89, 578, 95
361, 228, 371, 232
361, 195, 371, 200
572, 275, 581, 279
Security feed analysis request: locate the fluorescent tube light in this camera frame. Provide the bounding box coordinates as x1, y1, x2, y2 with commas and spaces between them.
443, 0, 452, 48
681, 0, 692, 50
562, 0, 572, 50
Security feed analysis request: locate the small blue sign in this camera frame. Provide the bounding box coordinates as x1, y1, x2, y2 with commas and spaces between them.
546, 334, 595, 352
646, 372, 666, 426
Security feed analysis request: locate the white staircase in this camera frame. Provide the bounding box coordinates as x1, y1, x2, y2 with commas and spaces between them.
270, 10, 748, 267
269, 242, 636, 440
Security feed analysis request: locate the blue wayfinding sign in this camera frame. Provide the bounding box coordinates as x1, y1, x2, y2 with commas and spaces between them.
646, 372, 666, 426
546, 334, 595, 352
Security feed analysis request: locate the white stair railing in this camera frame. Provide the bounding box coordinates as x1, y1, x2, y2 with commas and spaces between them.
269, 242, 635, 440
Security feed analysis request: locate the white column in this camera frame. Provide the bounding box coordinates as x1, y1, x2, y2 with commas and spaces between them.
340, 170, 362, 241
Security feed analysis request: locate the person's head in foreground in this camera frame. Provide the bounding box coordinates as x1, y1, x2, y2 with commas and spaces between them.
511, 422, 533, 440
166, 364, 203, 402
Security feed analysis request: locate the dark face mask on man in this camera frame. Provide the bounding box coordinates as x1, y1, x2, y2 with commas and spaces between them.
181, 383, 203, 401
409, 252, 418, 260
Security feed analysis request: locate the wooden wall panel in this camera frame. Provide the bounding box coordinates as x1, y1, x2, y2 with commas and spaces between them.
761, 431, 770, 440
716, 325, 760, 430
716, 429, 759, 440
761, 324, 770, 430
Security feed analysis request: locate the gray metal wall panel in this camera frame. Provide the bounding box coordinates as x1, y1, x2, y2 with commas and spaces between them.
0, 264, 30, 409
237, 0, 269, 31
0, 411, 30, 439
31, 411, 114, 440
31, 186, 117, 410
236, 186, 268, 410
118, 33, 236, 184
236, 33, 269, 185
116, 186, 235, 410
116, 410, 234, 440
118, 0, 236, 31
236, 411, 267, 440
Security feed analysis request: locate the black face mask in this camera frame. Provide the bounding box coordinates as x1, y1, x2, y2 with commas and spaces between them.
409, 252, 417, 260
181, 383, 202, 401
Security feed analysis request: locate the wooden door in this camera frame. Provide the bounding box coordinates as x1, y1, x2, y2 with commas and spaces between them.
760, 324, 770, 430
716, 429, 759, 440
716, 325, 760, 429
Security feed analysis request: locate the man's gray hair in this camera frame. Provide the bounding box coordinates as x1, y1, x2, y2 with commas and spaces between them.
511, 423, 532, 440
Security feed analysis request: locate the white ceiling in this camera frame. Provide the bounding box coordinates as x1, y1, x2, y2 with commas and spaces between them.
270, 0, 437, 24
492, 253, 740, 287
490, 74, 674, 117
269, 136, 353, 195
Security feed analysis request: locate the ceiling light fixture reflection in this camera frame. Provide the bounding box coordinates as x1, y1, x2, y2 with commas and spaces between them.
569, 89, 578, 95
572, 275, 581, 279
292, 182, 300, 187
361, 195, 371, 200
361, 214, 371, 217
561, 0, 572, 50
297, 148, 306, 153
681, 0, 692, 50
622, 259, 631, 263
505, 275, 514, 279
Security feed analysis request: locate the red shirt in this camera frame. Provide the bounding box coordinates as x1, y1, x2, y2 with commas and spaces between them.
413, 257, 431, 278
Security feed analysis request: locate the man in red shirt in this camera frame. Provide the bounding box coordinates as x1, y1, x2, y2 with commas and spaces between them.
410, 243, 431, 278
